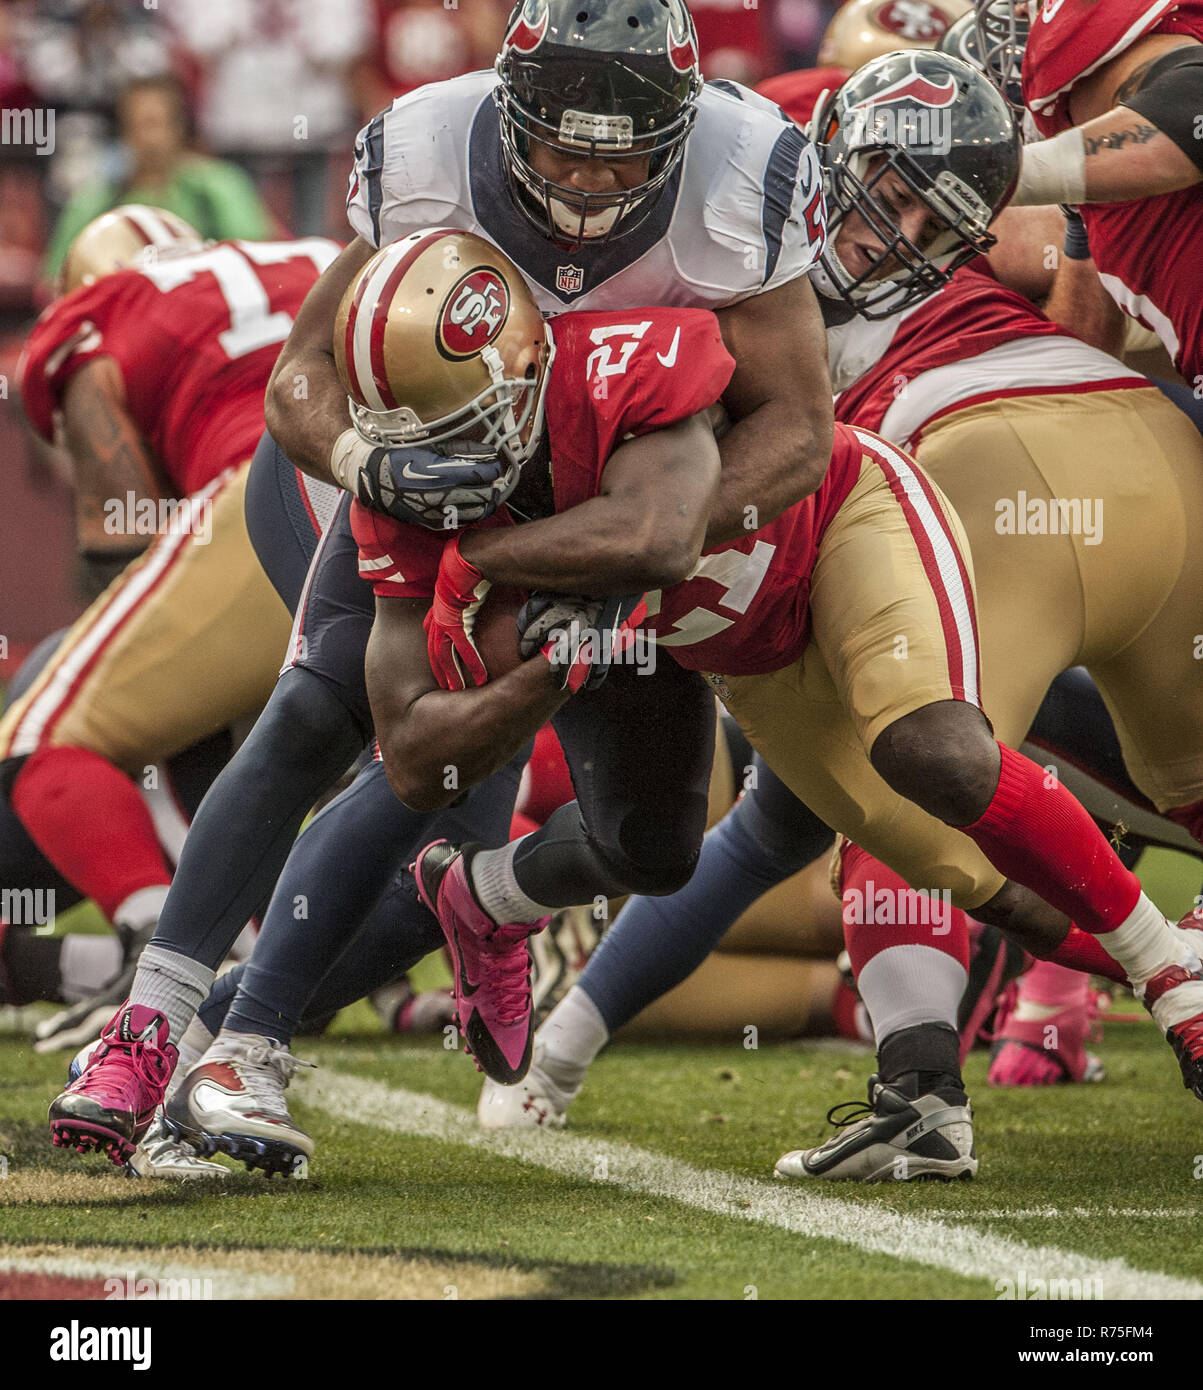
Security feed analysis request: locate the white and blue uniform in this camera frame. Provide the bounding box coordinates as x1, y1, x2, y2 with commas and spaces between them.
346, 71, 826, 313
270, 70, 830, 711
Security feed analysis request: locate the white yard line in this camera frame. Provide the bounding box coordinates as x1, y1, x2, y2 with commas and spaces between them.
302, 1068, 1203, 1300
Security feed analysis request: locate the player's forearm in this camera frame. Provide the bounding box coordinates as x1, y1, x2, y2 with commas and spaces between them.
459, 497, 704, 594
378, 662, 567, 812
706, 398, 831, 547
1014, 117, 1201, 207
266, 236, 379, 486
264, 345, 349, 486
62, 363, 166, 555
1043, 258, 1126, 357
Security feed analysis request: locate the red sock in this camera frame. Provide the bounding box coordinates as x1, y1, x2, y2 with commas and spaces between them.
841, 841, 970, 976
959, 743, 1140, 937
12, 746, 171, 922
1036, 924, 1126, 986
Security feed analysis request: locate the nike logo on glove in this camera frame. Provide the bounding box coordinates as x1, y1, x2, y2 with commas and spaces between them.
656, 327, 681, 368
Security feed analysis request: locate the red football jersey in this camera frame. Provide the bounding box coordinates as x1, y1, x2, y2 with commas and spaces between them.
18, 238, 339, 497
1023, 0, 1203, 136
833, 261, 1142, 446
1023, 0, 1203, 379
353, 305, 864, 677
756, 66, 850, 128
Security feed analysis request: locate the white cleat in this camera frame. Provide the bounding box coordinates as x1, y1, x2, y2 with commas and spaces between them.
127, 1115, 229, 1179
477, 1040, 576, 1130
163, 1033, 316, 1175
775, 1075, 977, 1183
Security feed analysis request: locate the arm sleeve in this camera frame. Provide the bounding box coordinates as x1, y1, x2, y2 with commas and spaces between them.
350, 501, 446, 599
17, 291, 115, 440
1119, 47, 1203, 173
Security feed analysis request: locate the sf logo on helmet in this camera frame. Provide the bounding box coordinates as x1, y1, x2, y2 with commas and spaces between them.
439, 269, 511, 358
875, 0, 956, 42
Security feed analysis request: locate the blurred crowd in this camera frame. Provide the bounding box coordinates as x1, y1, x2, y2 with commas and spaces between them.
0, 0, 846, 318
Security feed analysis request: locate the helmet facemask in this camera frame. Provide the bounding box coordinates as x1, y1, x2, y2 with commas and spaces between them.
970, 0, 1030, 116
818, 142, 996, 319
495, 83, 698, 249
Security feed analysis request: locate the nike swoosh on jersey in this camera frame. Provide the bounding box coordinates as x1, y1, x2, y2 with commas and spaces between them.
656, 327, 681, 368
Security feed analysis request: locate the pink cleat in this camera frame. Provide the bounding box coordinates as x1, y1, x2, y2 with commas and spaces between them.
412, 840, 548, 1085
988, 981, 1105, 1086
48, 1003, 177, 1165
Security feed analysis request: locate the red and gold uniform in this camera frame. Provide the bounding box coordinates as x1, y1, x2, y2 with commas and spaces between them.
801, 260, 1203, 908
1, 238, 339, 773
356, 305, 992, 899
1023, 0, 1203, 381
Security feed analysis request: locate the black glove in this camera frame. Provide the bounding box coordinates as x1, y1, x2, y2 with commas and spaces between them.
330, 430, 516, 529
517, 591, 649, 692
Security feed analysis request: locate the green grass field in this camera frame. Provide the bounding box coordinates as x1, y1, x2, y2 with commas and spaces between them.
2, 846, 1202, 1301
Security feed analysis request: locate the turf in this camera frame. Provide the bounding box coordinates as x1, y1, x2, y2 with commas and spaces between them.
2, 1017, 1201, 1300
3, 844, 1202, 1300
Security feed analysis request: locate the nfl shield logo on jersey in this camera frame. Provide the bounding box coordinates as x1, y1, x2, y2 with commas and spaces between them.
556, 264, 584, 295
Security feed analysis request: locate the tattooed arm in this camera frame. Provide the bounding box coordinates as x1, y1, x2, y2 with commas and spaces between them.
60, 357, 167, 564
1077, 113, 1199, 200
1016, 39, 1203, 206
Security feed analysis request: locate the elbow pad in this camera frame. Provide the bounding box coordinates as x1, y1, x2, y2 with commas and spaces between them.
1120, 46, 1203, 173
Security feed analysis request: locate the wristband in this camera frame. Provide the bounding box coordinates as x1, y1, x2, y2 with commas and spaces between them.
1012, 129, 1086, 207
330, 428, 370, 493
1062, 208, 1091, 261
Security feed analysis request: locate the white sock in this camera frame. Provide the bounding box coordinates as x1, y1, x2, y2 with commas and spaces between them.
113, 884, 170, 933
130, 944, 215, 1047
538, 986, 609, 1082
1100, 893, 1196, 986
470, 839, 553, 925
59, 935, 123, 1001
857, 944, 967, 1047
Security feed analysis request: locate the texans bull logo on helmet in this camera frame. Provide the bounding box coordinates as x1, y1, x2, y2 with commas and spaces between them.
438, 269, 512, 359
665, 0, 700, 75
850, 64, 960, 111
503, 0, 551, 55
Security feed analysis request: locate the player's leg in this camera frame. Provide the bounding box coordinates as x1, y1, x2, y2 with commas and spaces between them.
713, 435, 1167, 1175
167, 753, 527, 1171
1080, 391, 1203, 954
412, 654, 717, 1085
2, 464, 290, 948
125, 496, 376, 1050
47, 486, 371, 1163
480, 755, 835, 1128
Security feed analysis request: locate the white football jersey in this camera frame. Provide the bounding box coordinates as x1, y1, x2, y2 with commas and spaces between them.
346, 70, 826, 314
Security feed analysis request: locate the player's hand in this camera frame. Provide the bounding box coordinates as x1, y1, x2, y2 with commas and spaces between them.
330, 429, 514, 529
517, 591, 648, 692
424, 537, 492, 691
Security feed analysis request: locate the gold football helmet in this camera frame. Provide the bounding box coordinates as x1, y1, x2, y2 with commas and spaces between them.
60, 205, 206, 293
819, 0, 972, 69
333, 228, 554, 473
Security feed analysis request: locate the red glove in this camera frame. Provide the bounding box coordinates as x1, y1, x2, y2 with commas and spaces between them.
424, 537, 492, 691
